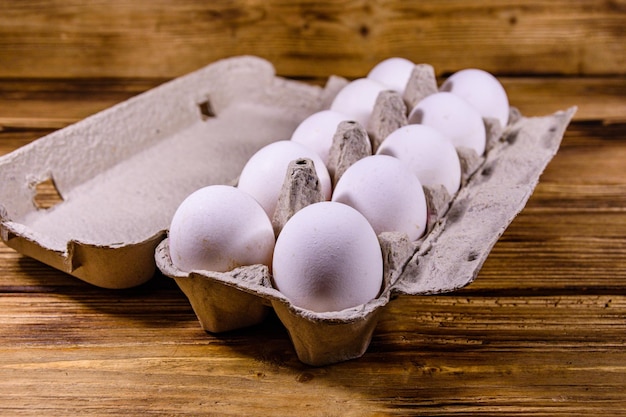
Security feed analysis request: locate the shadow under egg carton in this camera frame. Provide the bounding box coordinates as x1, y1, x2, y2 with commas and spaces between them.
155, 97, 576, 366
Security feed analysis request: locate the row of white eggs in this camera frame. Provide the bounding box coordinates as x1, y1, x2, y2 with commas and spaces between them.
168, 57, 510, 313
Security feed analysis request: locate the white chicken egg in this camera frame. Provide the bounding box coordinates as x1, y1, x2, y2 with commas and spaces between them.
376, 124, 462, 196
168, 185, 275, 273
290, 109, 352, 164
237, 140, 332, 219
440, 68, 509, 128
332, 155, 427, 241
367, 57, 415, 94
272, 201, 383, 313
408, 91, 486, 156
330, 78, 388, 128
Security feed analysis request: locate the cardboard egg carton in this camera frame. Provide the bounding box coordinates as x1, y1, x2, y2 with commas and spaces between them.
0, 56, 575, 366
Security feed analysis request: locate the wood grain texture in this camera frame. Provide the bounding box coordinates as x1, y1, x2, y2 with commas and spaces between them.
1, 2, 625, 411
1, 76, 624, 136
1, 75, 625, 415
0, 0, 624, 79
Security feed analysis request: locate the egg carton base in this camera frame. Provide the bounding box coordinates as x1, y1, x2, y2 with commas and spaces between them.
155, 106, 575, 366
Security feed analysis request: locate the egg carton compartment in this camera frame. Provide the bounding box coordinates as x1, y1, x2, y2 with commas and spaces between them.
0, 56, 575, 366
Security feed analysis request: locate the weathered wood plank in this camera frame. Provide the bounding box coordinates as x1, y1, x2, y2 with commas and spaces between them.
0, 292, 625, 416
0, 77, 624, 136
501, 78, 626, 122
0, 0, 624, 79
0, 78, 164, 130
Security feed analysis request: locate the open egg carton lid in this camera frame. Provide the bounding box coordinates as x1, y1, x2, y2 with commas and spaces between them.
0, 56, 576, 366
0, 56, 332, 288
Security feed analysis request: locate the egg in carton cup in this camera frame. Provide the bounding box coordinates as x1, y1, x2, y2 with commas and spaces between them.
0, 56, 575, 366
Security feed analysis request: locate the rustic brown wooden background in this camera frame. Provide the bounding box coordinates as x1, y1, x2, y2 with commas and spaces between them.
1, 1, 625, 416
1, 0, 625, 79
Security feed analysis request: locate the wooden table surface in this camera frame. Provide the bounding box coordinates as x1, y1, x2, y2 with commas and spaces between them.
1, 73, 625, 416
